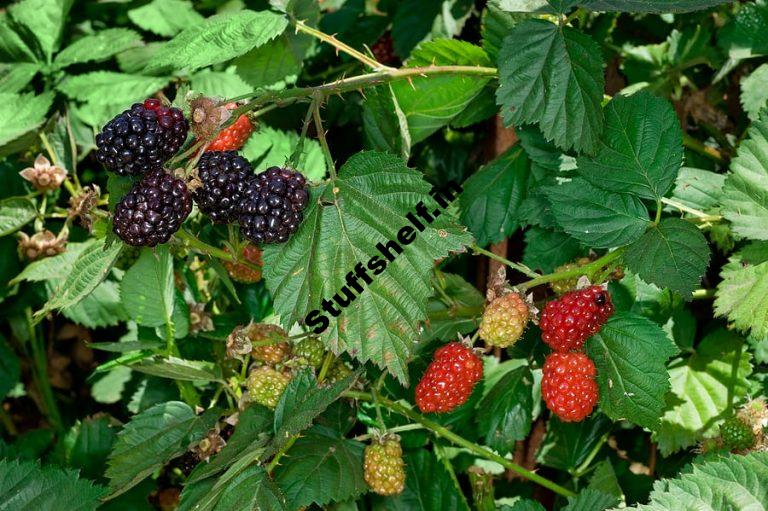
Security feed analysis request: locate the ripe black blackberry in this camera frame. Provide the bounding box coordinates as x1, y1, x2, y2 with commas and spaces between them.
238, 167, 309, 244
113, 169, 192, 247
96, 98, 188, 176
193, 151, 253, 223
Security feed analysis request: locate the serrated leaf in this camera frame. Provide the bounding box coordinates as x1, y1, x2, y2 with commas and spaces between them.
391, 0, 473, 58
496, 19, 604, 153
719, 0, 768, 59
537, 415, 611, 470
131, 357, 222, 382
424, 273, 484, 341
627, 452, 768, 510
0, 62, 39, 93
624, 219, 710, 298
127, 0, 204, 37
587, 460, 624, 502
670, 167, 725, 212
0, 92, 54, 148
371, 449, 470, 511
482, 2, 523, 62
91, 366, 132, 405
546, 178, 650, 248
362, 84, 410, 158
715, 242, 768, 338
196, 465, 288, 511
121, 246, 174, 328
106, 402, 219, 498
54, 416, 117, 480
241, 126, 326, 181
0, 458, 105, 511
741, 63, 768, 120
476, 365, 533, 454
0, 15, 36, 62
57, 72, 169, 105
190, 71, 252, 98
61, 280, 129, 328
391, 39, 492, 144
522, 227, 584, 273
11, 240, 93, 284
8, 0, 73, 60
0, 335, 20, 399
0, 197, 37, 236
54, 29, 142, 68
577, 91, 683, 200
655, 329, 751, 455
39, 238, 123, 315
586, 312, 679, 430
274, 369, 356, 442
146, 10, 288, 73
262, 152, 472, 382
582, 0, 730, 12
273, 427, 366, 509
459, 146, 530, 246
563, 489, 618, 511
722, 114, 768, 240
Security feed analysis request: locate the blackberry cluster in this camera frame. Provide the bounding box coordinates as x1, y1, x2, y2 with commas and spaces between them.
238, 167, 309, 244
96, 99, 188, 175
192, 151, 252, 223
113, 169, 192, 247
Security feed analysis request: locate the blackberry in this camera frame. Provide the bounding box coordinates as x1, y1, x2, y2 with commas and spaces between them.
238, 167, 309, 244
113, 169, 192, 247
96, 99, 189, 176
193, 151, 252, 223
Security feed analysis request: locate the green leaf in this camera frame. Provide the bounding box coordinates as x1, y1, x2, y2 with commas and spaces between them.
91, 366, 132, 405
581, 0, 730, 12
522, 228, 584, 273
273, 427, 366, 509
481, 1, 523, 63
537, 415, 611, 471
371, 449, 470, 511
362, 84, 410, 158
187, 465, 287, 511
655, 329, 751, 455
274, 369, 356, 443
496, 19, 604, 153
0, 14, 36, 62
722, 114, 768, 240
11, 240, 93, 283
61, 280, 129, 328
670, 167, 725, 212
54, 416, 117, 480
546, 178, 650, 248
625, 452, 768, 510
424, 273, 484, 341
577, 91, 683, 200
54, 29, 142, 68
715, 242, 768, 338
391, 39, 492, 144
190, 71, 252, 98
121, 246, 174, 328
127, 0, 204, 37
505, 500, 546, 511
476, 365, 533, 454
8, 0, 73, 60
0, 197, 36, 236
39, 238, 123, 315
587, 460, 624, 502
131, 357, 222, 382
391, 0, 474, 58
241, 126, 326, 182
562, 489, 618, 511
459, 146, 530, 246
719, 0, 768, 59
741, 63, 768, 121
0, 458, 105, 511
146, 10, 288, 73
586, 313, 678, 430
262, 152, 472, 382
0, 335, 20, 399
0, 92, 54, 148
624, 219, 710, 298
106, 402, 219, 497
0, 62, 39, 93
57, 72, 169, 105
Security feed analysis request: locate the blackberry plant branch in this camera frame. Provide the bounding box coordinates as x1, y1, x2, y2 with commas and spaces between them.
175, 228, 261, 272
470, 244, 540, 279
518, 248, 626, 291
293, 19, 389, 71
311, 94, 337, 179
344, 391, 577, 498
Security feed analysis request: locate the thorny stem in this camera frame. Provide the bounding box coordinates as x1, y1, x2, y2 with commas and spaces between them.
311, 93, 337, 179
267, 435, 298, 473
344, 391, 577, 498
353, 423, 425, 441
294, 20, 389, 71
175, 228, 261, 273
470, 244, 540, 279
288, 94, 319, 169
662, 197, 723, 222
518, 248, 626, 291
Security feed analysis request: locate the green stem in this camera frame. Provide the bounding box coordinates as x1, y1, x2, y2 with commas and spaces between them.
25, 308, 63, 432
0, 407, 17, 437
345, 391, 576, 498
682, 133, 725, 163
518, 248, 625, 291
354, 423, 425, 441
654, 199, 663, 224
175, 228, 260, 272
267, 435, 298, 473
317, 351, 335, 383
311, 93, 336, 180
572, 431, 610, 478
294, 20, 387, 70
727, 337, 744, 416
470, 244, 540, 279
692, 288, 715, 300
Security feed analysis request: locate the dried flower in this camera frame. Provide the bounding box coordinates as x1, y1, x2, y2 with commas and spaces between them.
192, 428, 226, 462
68, 184, 100, 230
188, 95, 232, 141
226, 325, 252, 359
18, 230, 67, 261
19, 155, 67, 192
189, 302, 214, 334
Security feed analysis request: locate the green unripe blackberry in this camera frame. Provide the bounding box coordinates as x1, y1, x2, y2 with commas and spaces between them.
247, 366, 290, 408
294, 337, 325, 368
720, 417, 755, 451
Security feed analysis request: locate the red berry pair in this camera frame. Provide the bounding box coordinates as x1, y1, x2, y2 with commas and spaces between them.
539, 286, 613, 422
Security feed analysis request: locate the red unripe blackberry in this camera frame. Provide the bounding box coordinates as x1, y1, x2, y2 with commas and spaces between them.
415, 342, 483, 414
371, 32, 398, 65
208, 114, 254, 152
96, 99, 189, 176
478, 293, 529, 348
193, 150, 253, 223
112, 169, 192, 247
541, 352, 598, 422
540, 285, 614, 352
238, 167, 309, 244
223, 244, 262, 283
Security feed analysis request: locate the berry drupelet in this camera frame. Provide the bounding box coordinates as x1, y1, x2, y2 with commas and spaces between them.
238, 166, 309, 244
96, 99, 188, 176
193, 150, 253, 223
540, 285, 614, 352
112, 169, 192, 247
